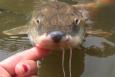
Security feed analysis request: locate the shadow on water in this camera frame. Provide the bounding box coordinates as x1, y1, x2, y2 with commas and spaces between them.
0, 0, 115, 77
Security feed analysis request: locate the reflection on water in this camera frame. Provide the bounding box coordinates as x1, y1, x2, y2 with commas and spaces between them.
0, 0, 115, 77
0, 35, 31, 52
81, 54, 115, 77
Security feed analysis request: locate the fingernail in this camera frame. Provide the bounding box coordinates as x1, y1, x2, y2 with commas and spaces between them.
22, 64, 29, 72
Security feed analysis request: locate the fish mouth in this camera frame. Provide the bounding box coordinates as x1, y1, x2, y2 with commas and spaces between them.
34, 33, 72, 49
29, 26, 85, 50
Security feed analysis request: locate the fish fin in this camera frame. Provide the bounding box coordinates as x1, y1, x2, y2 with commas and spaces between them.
3, 25, 28, 35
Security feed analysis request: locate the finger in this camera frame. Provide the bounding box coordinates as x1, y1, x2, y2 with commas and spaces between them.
0, 66, 11, 77
15, 60, 38, 77
0, 47, 50, 75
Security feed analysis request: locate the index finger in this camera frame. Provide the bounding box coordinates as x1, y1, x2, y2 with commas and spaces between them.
0, 46, 51, 76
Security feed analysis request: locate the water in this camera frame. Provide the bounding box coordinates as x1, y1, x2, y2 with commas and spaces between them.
0, 0, 115, 77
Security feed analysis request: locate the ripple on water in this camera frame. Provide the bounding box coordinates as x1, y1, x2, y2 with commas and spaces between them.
0, 36, 32, 52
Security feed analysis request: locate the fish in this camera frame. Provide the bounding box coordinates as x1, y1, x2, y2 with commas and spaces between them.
3, 1, 87, 50
3, 0, 113, 49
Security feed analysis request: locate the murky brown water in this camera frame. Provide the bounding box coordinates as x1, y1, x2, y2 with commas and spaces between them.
0, 0, 115, 77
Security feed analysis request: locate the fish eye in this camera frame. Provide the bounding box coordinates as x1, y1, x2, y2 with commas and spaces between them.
75, 19, 78, 24
36, 15, 44, 24
33, 17, 40, 24
74, 18, 80, 25
36, 19, 40, 24
70, 18, 80, 35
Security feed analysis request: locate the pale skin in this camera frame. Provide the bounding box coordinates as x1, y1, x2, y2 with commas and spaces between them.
0, 0, 113, 77
0, 46, 51, 77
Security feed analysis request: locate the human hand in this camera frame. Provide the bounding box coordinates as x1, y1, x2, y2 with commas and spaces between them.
0, 46, 51, 77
